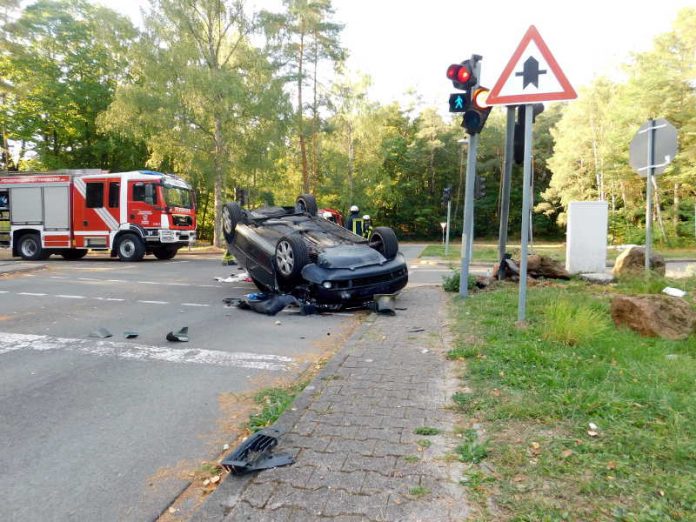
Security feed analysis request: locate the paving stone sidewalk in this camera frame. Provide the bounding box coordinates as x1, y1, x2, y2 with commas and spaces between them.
194, 285, 469, 521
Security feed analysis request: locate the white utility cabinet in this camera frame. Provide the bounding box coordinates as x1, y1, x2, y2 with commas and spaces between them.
565, 201, 608, 274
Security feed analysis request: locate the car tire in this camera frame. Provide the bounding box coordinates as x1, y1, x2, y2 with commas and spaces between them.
369, 226, 399, 260
116, 233, 145, 262
18, 233, 44, 261
222, 202, 243, 244
153, 246, 178, 260
61, 249, 88, 260
274, 233, 309, 283
295, 194, 318, 216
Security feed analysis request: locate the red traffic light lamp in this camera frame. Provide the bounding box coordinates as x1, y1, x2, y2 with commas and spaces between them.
446, 61, 476, 90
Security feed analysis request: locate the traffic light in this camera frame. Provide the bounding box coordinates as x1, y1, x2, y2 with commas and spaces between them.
447, 60, 476, 113
446, 56, 491, 134
442, 186, 452, 205
474, 175, 486, 199
461, 87, 492, 135
513, 103, 545, 165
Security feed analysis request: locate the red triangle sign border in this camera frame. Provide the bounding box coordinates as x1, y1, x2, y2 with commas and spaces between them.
487, 25, 577, 105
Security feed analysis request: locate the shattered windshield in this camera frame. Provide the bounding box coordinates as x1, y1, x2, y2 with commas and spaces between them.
163, 186, 193, 209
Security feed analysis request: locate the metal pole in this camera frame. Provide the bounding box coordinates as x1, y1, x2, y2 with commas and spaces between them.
498, 106, 515, 267
517, 104, 533, 322
445, 200, 451, 256
645, 119, 655, 272
459, 132, 479, 297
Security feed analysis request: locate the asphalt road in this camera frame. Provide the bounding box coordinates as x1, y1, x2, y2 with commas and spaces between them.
0, 254, 358, 521
0, 245, 439, 521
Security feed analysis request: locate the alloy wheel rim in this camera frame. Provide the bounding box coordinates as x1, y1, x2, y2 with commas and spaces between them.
22, 239, 37, 257
222, 207, 232, 234
276, 241, 294, 276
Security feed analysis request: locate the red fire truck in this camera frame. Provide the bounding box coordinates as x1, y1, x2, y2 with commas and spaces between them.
0, 170, 196, 261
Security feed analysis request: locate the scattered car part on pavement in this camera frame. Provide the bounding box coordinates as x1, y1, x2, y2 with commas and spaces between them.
89, 327, 112, 339
166, 326, 189, 342
123, 331, 139, 339
221, 428, 294, 475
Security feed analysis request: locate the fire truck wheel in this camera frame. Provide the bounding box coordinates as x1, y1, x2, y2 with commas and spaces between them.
18, 233, 44, 261
153, 246, 178, 260
61, 249, 88, 260
116, 233, 145, 262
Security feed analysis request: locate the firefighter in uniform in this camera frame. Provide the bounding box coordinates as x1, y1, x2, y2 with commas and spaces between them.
344, 205, 365, 236
362, 215, 373, 239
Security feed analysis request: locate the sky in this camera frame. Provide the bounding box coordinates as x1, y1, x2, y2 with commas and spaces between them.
106, 0, 693, 110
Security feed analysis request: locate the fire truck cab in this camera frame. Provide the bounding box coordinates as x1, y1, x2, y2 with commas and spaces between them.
0, 170, 197, 261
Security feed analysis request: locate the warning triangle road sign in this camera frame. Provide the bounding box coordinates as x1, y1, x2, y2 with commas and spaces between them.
487, 25, 577, 106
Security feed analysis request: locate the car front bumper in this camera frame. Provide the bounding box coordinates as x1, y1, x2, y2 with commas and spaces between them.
301, 253, 409, 304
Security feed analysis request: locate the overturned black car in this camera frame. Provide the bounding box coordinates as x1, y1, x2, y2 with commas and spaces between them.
222, 195, 408, 305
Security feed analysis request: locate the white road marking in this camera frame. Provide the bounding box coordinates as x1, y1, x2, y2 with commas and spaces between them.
93, 297, 126, 302
56, 295, 86, 299
180, 303, 210, 307
78, 277, 101, 281
107, 279, 126, 283
0, 332, 294, 371
137, 300, 169, 305
18, 292, 47, 296
0, 290, 9, 294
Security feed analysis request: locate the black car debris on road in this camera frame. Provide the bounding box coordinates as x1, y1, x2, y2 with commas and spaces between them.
222, 195, 408, 306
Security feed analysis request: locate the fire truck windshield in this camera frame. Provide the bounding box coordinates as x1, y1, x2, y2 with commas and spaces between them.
163, 186, 193, 209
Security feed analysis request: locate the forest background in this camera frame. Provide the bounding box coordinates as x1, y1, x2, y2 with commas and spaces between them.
1, 0, 694, 247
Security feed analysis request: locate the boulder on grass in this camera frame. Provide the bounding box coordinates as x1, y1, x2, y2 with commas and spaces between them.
610, 294, 696, 340
612, 246, 665, 277
527, 255, 570, 280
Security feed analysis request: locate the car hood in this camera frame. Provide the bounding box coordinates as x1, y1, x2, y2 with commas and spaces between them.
316, 245, 387, 270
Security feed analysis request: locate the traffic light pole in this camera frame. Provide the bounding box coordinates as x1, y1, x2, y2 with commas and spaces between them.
445, 200, 451, 256
497, 106, 515, 270
517, 104, 534, 322
459, 132, 479, 297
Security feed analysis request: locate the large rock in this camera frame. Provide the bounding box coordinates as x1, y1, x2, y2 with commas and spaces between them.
612, 246, 665, 277
493, 255, 569, 280
527, 255, 570, 279
610, 294, 696, 340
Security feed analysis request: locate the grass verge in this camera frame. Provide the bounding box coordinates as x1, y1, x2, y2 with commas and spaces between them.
448, 277, 696, 520
247, 381, 309, 432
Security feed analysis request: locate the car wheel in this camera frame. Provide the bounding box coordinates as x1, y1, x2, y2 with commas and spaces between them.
275, 234, 309, 283
18, 233, 44, 261
295, 194, 318, 216
222, 202, 243, 244
369, 226, 399, 260
116, 233, 145, 262
61, 249, 88, 260
153, 246, 178, 260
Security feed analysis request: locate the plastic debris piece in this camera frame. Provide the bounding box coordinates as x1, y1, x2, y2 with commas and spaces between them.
166, 326, 189, 342
89, 327, 112, 339
221, 428, 294, 475
214, 272, 250, 283
662, 286, 687, 297
123, 331, 139, 339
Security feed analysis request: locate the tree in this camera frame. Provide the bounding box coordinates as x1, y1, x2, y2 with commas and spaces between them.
101, 0, 289, 246
0, 0, 141, 171
263, 0, 344, 193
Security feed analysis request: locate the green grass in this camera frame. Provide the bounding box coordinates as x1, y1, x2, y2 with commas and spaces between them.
408, 486, 430, 497
448, 278, 696, 520
247, 381, 309, 432
420, 241, 566, 263
414, 426, 442, 436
